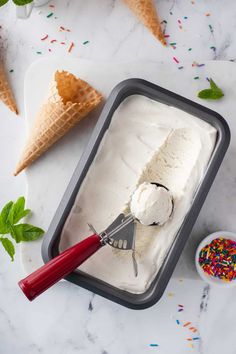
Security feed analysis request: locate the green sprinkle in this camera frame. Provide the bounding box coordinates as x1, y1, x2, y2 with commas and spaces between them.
170, 42, 177, 46
47, 12, 53, 18
9, 69, 14, 73
188, 48, 192, 51
194, 76, 199, 80
209, 24, 213, 33
83, 40, 90, 45
36, 51, 42, 54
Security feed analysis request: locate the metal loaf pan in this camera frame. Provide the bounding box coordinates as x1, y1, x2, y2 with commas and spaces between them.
42, 79, 230, 309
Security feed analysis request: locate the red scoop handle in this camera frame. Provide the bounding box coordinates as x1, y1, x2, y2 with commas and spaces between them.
18, 234, 102, 301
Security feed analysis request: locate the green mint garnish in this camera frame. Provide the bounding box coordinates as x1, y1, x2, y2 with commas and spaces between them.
0, 197, 44, 261
198, 78, 224, 100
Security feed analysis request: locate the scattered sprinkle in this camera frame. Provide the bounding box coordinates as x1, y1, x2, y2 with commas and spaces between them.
41, 34, 49, 41
48, 48, 52, 52
149, 344, 159, 347
188, 48, 192, 51
60, 26, 65, 30
183, 322, 191, 327
187, 338, 193, 341
173, 56, 179, 64
68, 42, 75, 53
164, 34, 170, 38
50, 39, 57, 43
184, 16, 188, 19
83, 40, 90, 45
178, 304, 184, 308
36, 51, 42, 54
178, 19, 182, 24
170, 11, 173, 15
170, 42, 176, 46
209, 24, 213, 33
60, 42, 66, 45
47, 12, 53, 18
178, 308, 184, 312
178, 66, 184, 70
198, 63, 205, 67
168, 292, 174, 297
199, 238, 236, 281
205, 12, 211, 17
49, 4, 55, 7
194, 76, 200, 80
179, 25, 183, 30
161, 20, 167, 24
176, 319, 180, 325
210, 46, 216, 51
9, 69, 14, 73
193, 337, 200, 340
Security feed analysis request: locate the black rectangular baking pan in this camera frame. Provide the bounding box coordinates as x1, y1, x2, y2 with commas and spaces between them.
42, 79, 230, 309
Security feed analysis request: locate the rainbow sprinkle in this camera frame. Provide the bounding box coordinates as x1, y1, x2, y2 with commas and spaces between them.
173, 56, 179, 64
68, 42, 75, 53
47, 12, 53, 18
199, 238, 236, 282
41, 34, 48, 41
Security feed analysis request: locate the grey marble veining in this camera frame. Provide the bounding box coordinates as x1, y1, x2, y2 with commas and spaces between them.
0, 1, 236, 353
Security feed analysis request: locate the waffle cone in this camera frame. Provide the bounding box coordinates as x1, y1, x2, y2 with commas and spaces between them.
124, 0, 166, 45
15, 71, 103, 175
0, 62, 18, 114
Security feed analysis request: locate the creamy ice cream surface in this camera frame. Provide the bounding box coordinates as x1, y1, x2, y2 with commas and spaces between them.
130, 182, 173, 226
60, 94, 217, 294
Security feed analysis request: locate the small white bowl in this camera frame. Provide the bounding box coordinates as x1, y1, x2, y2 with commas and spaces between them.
195, 231, 236, 287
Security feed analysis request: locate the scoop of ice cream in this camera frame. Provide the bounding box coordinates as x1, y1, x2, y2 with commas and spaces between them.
130, 182, 173, 226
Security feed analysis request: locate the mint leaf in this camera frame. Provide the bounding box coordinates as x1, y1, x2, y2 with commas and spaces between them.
0, 215, 11, 234
198, 78, 224, 100
12, 0, 33, 5
0, 0, 9, 7
0, 238, 15, 261
198, 89, 224, 100
11, 224, 44, 242
209, 78, 220, 91
0, 201, 13, 227
9, 197, 30, 224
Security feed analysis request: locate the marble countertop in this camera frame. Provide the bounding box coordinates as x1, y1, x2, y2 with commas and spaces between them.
0, 1, 236, 353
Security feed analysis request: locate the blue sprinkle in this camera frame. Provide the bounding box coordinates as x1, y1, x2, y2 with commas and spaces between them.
184, 16, 188, 19
150, 344, 159, 347
193, 337, 200, 340
176, 319, 180, 325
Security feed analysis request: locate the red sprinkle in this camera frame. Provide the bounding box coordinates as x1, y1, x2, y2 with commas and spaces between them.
50, 39, 57, 43
41, 34, 49, 41
164, 34, 170, 38
173, 56, 179, 64
68, 42, 74, 53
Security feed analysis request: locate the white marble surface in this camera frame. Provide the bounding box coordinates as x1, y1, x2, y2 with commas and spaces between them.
0, 1, 236, 353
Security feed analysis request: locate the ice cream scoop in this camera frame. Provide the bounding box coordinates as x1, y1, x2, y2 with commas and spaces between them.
130, 182, 173, 226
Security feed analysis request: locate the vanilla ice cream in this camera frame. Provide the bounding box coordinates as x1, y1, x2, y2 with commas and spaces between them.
60, 95, 217, 294
130, 182, 173, 225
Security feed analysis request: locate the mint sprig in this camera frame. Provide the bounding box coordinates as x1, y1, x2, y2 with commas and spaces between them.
198, 79, 224, 100
0, 197, 44, 261
0, 0, 33, 7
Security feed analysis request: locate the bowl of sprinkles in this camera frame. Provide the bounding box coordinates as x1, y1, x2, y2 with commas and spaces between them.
195, 231, 236, 287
